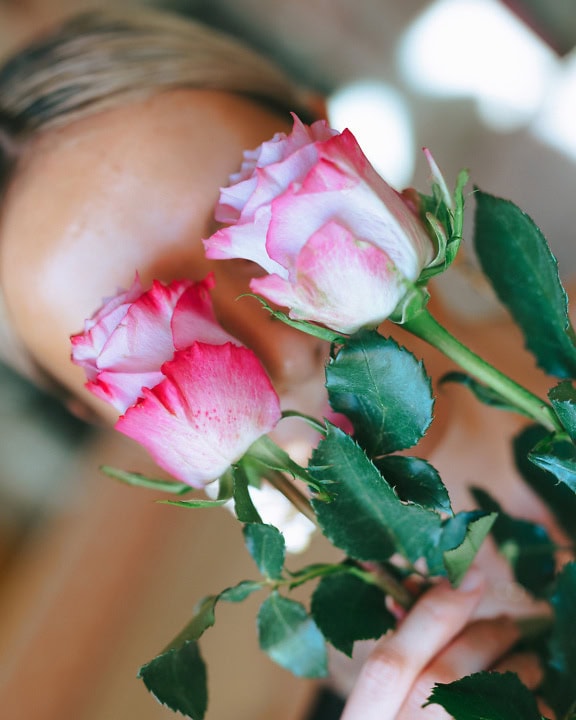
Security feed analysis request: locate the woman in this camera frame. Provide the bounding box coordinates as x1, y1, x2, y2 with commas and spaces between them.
0, 8, 550, 718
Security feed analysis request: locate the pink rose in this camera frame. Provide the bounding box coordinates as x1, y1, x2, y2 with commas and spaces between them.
71, 274, 235, 413
115, 343, 282, 488
204, 115, 435, 334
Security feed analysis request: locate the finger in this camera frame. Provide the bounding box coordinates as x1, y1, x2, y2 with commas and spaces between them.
340, 568, 485, 720
493, 652, 544, 691
397, 616, 520, 719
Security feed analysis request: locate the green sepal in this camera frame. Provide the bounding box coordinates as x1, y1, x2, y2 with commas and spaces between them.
528, 434, 576, 493
244, 435, 325, 497
417, 168, 467, 281
442, 512, 497, 586
137, 595, 218, 720
549, 381, 576, 441
159, 498, 230, 510
374, 455, 452, 515
326, 331, 434, 456
309, 425, 442, 563
388, 282, 430, 324
240, 293, 346, 343
243, 523, 285, 580
471, 487, 555, 597
101, 466, 191, 495
232, 465, 262, 523
311, 570, 395, 657
425, 671, 545, 720
440, 371, 532, 416
257, 592, 328, 678
473, 189, 576, 378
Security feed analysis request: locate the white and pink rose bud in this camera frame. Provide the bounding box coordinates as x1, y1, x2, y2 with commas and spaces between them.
204, 115, 435, 335
71, 276, 282, 488
71, 274, 235, 413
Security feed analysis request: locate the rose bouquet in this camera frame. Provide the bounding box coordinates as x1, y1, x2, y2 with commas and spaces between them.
72, 116, 576, 720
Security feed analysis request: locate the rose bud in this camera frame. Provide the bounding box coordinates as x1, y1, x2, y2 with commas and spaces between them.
204, 115, 435, 335
115, 343, 282, 488
71, 274, 235, 413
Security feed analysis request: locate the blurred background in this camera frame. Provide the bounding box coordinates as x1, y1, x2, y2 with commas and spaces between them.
0, 1, 575, 718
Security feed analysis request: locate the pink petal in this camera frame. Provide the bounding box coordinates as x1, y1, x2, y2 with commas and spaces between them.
96, 279, 193, 373
115, 343, 281, 488
204, 206, 287, 277
266, 156, 432, 279
87, 370, 164, 414
71, 274, 144, 378
253, 221, 403, 334
214, 115, 337, 223
171, 275, 237, 350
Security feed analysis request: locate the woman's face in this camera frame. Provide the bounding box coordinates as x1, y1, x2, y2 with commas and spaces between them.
0, 89, 329, 441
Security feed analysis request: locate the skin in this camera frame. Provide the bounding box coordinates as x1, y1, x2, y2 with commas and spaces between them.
0, 88, 550, 715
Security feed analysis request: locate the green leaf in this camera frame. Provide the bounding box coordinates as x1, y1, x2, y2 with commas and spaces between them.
139, 641, 207, 720
426, 671, 544, 720
232, 466, 262, 523
138, 595, 218, 720
443, 513, 497, 586
473, 190, 576, 378
425, 510, 485, 576
374, 455, 452, 514
549, 381, 576, 441
257, 593, 327, 678
440, 371, 529, 415
101, 466, 191, 494
549, 562, 576, 678
309, 425, 442, 563
528, 435, 576, 493
514, 424, 576, 544
243, 523, 285, 579
219, 580, 263, 603
471, 487, 555, 597
326, 331, 434, 456
311, 571, 395, 657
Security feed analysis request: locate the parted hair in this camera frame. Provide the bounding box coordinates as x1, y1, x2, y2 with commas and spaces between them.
0, 7, 312, 386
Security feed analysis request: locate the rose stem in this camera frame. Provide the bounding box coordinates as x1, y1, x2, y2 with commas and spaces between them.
266, 469, 414, 608
402, 308, 562, 433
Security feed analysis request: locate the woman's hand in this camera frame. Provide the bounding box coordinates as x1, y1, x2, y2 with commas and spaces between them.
340, 569, 543, 719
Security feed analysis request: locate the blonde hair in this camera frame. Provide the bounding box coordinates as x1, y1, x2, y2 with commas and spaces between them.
0, 7, 313, 388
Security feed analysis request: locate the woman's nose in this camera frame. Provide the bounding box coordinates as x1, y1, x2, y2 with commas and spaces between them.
211, 264, 328, 392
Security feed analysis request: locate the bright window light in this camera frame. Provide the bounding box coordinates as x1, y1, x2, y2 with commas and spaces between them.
327, 81, 415, 188
532, 49, 576, 161
398, 0, 557, 131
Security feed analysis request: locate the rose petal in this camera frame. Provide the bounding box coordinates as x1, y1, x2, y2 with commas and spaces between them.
204, 206, 287, 277
95, 279, 193, 374
87, 370, 164, 414
171, 275, 237, 350
252, 221, 403, 334
115, 343, 281, 488
215, 115, 337, 223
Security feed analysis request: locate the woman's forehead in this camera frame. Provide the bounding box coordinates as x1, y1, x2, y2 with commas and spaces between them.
0, 89, 291, 391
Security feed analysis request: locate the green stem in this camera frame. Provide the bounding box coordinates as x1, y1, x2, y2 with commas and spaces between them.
350, 565, 414, 609
264, 469, 317, 523
402, 309, 562, 433
281, 410, 327, 435
284, 562, 413, 609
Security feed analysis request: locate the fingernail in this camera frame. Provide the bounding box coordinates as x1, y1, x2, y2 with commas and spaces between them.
458, 568, 484, 593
